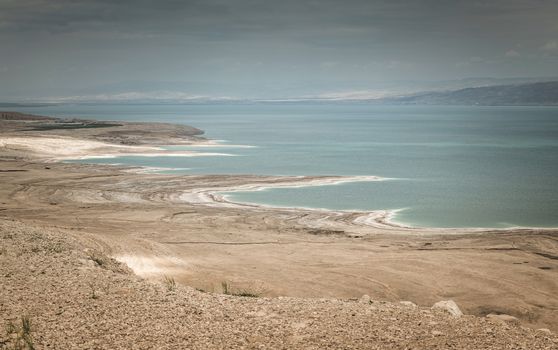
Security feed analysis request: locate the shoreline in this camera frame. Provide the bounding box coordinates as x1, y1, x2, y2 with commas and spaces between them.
1, 111, 555, 231
3, 132, 558, 231
0, 135, 237, 161
116, 158, 558, 231
0, 123, 422, 231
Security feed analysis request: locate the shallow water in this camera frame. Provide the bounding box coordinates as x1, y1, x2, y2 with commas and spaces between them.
13, 103, 558, 228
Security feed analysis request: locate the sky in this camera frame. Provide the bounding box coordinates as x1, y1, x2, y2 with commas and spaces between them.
1, 0, 557, 101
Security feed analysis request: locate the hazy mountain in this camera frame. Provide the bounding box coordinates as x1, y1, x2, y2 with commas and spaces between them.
382, 81, 558, 106
3, 79, 557, 106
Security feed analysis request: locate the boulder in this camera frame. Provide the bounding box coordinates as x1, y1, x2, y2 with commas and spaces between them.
432, 300, 463, 317
399, 301, 417, 308
359, 294, 371, 304
536, 328, 552, 335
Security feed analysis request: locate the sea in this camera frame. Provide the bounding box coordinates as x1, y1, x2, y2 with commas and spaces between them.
11, 103, 558, 228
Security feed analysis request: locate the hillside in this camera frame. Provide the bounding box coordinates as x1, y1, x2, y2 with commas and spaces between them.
384, 81, 558, 106
1, 219, 556, 349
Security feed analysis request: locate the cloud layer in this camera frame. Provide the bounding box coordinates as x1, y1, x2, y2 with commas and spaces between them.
1, 0, 557, 100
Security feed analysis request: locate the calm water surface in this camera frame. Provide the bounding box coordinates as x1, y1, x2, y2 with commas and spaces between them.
13, 104, 558, 228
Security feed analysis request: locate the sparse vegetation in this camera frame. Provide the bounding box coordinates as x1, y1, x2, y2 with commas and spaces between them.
87, 251, 105, 267
88, 282, 99, 299
163, 275, 176, 291
221, 281, 230, 295
84, 250, 131, 274
221, 281, 260, 298
233, 291, 260, 298
4, 316, 35, 350
26, 122, 122, 131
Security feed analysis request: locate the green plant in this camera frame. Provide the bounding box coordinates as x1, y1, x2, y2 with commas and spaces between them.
85, 249, 106, 267
233, 290, 260, 298
4, 316, 35, 350
221, 281, 230, 295
221, 281, 260, 298
89, 255, 105, 267
88, 282, 99, 299
163, 275, 176, 291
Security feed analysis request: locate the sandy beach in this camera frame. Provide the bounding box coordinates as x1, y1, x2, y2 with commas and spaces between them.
1, 112, 558, 348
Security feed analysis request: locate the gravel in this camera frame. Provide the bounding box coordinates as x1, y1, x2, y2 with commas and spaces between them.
1, 219, 556, 349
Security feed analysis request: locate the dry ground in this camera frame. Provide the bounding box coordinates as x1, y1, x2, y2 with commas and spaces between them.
1, 219, 557, 349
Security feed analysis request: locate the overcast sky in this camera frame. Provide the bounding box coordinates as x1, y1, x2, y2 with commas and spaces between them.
1, 0, 557, 101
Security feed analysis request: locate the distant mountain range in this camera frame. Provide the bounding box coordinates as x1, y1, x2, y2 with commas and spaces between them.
380, 81, 558, 106
2, 80, 557, 106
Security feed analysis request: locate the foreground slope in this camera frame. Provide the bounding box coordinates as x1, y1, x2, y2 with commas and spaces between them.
1, 219, 556, 349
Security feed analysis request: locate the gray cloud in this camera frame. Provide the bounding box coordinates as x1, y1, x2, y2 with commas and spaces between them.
1, 0, 557, 100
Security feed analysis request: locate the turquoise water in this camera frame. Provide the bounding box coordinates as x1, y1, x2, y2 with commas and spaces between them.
12, 104, 558, 228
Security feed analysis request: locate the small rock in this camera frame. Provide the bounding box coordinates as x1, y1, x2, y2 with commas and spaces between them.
486, 314, 520, 325
399, 301, 417, 308
432, 300, 463, 317
248, 310, 267, 318
359, 294, 371, 304
431, 330, 444, 336
78, 258, 95, 267
536, 328, 552, 335
292, 320, 309, 330
114, 288, 132, 295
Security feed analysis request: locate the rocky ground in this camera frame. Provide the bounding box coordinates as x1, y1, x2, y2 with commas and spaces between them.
1, 219, 557, 349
